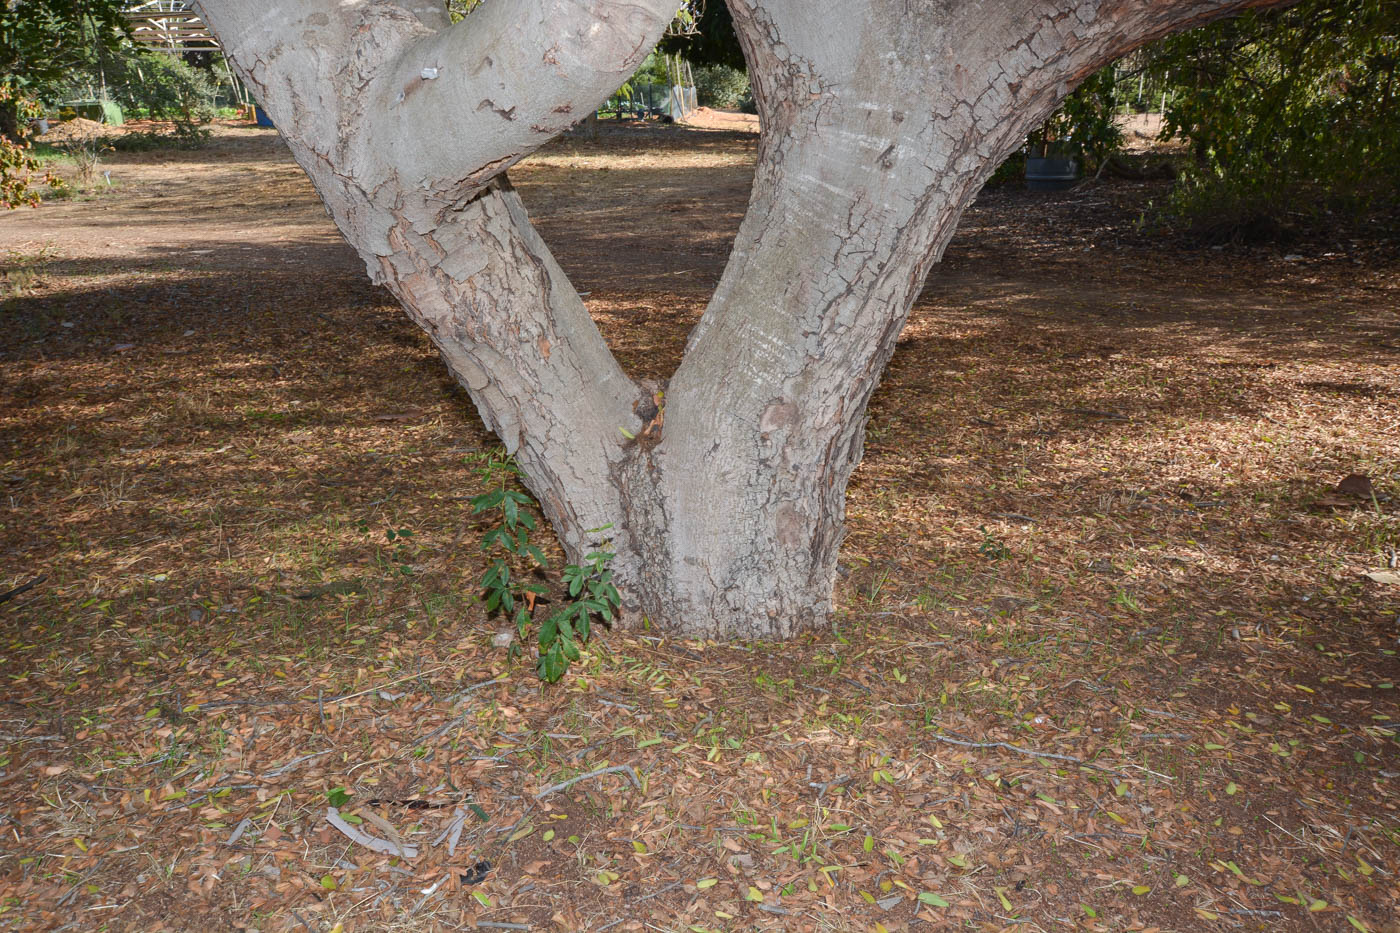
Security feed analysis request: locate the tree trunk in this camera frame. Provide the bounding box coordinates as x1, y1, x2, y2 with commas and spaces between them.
194, 0, 1292, 640
0, 100, 21, 142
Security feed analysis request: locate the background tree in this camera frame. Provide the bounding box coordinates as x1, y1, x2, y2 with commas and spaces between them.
657, 1, 746, 71
1147, 0, 1399, 239
0, 0, 128, 138
189, 0, 1296, 641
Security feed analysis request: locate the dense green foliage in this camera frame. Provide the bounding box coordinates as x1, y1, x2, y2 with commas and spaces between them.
1027, 69, 1123, 173
0, 132, 68, 208
105, 53, 217, 127
0, 0, 128, 136
1147, 0, 1399, 239
1004, 0, 1398, 238
468, 450, 620, 683
657, 0, 746, 71
0, 0, 125, 204
692, 64, 750, 108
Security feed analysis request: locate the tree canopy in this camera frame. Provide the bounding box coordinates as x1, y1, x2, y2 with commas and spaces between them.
0, 0, 128, 135
657, 1, 745, 71
1148, 0, 1399, 236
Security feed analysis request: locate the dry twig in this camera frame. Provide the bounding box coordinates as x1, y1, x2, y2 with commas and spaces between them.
533, 764, 641, 800
929, 733, 1126, 777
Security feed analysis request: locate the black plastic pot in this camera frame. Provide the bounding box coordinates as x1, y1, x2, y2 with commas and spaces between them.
1025, 156, 1079, 191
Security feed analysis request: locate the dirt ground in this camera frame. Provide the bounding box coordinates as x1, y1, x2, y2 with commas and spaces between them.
1, 118, 1397, 932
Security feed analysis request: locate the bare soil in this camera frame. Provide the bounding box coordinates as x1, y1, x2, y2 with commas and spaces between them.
0, 119, 1397, 933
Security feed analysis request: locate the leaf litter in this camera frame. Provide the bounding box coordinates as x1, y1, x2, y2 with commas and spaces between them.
0, 120, 1397, 931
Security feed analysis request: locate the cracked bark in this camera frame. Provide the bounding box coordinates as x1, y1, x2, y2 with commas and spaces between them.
193, 0, 1292, 639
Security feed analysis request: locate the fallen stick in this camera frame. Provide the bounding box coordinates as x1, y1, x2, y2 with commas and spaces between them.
261, 750, 333, 779
929, 733, 1125, 777
431, 807, 470, 856
326, 806, 418, 858
325, 666, 450, 704
445, 675, 509, 705
0, 575, 46, 605
533, 764, 641, 800
225, 818, 255, 846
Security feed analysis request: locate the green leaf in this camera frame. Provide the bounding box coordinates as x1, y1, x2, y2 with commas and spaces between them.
326, 786, 350, 807
538, 613, 559, 647
538, 647, 567, 683
918, 892, 949, 907
471, 489, 505, 512
696, 878, 718, 890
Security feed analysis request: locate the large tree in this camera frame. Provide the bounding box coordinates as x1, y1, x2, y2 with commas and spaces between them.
191, 0, 1290, 640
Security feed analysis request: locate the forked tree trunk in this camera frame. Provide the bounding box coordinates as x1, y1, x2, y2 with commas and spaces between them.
194, 0, 1288, 640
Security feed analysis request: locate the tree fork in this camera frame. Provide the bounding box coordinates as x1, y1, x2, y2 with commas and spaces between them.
194, 0, 1294, 640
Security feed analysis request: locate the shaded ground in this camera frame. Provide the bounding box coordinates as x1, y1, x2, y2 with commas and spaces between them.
0, 119, 1397, 932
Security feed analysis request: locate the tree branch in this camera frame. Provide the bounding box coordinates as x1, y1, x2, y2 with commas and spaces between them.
357, 0, 679, 197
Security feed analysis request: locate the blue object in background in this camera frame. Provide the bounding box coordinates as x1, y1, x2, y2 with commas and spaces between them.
254, 106, 274, 128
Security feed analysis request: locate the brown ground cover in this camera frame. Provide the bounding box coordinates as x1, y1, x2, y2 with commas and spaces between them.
0, 118, 1397, 932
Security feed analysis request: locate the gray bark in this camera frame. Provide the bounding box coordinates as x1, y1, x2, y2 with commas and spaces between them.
193, 0, 1289, 639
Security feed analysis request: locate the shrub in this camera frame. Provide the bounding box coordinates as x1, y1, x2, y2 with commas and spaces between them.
106, 125, 211, 152
693, 64, 750, 109
1026, 68, 1122, 172
1148, 0, 1399, 241
0, 89, 68, 207
112, 54, 217, 129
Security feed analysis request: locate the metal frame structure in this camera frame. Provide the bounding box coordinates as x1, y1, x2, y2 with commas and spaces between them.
123, 1, 221, 53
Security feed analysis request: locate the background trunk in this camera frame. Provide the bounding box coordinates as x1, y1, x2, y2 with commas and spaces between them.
0, 100, 20, 142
